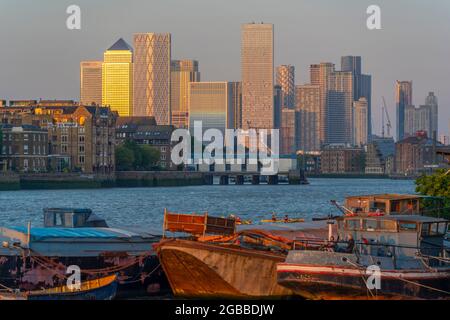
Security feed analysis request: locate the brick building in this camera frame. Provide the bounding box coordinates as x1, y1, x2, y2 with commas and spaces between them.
0, 103, 117, 174
116, 117, 176, 170
321, 144, 365, 174
0, 124, 48, 172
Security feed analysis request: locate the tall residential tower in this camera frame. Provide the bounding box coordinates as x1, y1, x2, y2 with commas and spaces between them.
80, 61, 102, 106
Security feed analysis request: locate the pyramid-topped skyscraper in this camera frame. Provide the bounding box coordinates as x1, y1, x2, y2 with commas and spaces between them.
102, 38, 133, 116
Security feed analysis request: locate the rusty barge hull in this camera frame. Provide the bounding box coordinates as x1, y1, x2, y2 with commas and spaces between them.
157, 239, 293, 298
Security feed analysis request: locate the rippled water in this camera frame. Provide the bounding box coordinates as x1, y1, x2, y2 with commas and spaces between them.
0, 178, 416, 233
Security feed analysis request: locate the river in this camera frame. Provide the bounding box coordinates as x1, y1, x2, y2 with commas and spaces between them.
0, 178, 417, 232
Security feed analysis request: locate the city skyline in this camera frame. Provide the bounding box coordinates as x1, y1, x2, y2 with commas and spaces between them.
0, 0, 449, 135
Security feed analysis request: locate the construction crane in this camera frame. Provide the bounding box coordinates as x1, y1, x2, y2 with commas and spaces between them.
381, 97, 392, 138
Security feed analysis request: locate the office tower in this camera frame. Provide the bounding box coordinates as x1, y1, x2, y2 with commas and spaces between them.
102, 38, 133, 116
276, 65, 295, 109
241, 23, 274, 130
341, 56, 361, 76
133, 33, 171, 124
329, 71, 354, 144
280, 109, 299, 155
353, 98, 368, 146
425, 92, 438, 137
170, 60, 200, 128
310, 63, 334, 144
296, 84, 321, 152
188, 82, 234, 135
396, 80, 413, 141
341, 56, 372, 139
80, 61, 102, 105
230, 82, 242, 129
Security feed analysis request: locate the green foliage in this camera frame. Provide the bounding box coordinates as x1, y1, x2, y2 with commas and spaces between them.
115, 145, 135, 171
116, 141, 161, 171
415, 169, 450, 218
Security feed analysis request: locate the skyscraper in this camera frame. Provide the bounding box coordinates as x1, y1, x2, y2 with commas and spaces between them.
310, 63, 334, 144
102, 38, 133, 116
230, 82, 242, 129
404, 92, 438, 138
276, 65, 295, 109
341, 56, 372, 139
280, 109, 299, 155
171, 60, 200, 128
133, 33, 171, 124
425, 92, 438, 137
329, 71, 354, 144
296, 84, 321, 152
80, 61, 102, 106
396, 80, 413, 141
188, 82, 234, 135
353, 98, 368, 146
241, 23, 274, 130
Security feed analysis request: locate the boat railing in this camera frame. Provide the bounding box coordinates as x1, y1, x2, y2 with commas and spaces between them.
293, 237, 450, 263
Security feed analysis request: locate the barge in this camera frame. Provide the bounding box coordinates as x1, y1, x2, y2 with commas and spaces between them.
0, 208, 168, 297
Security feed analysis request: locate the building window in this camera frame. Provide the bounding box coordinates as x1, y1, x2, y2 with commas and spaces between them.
161, 147, 167, 153
79, 145, 85, 154
24, 134, 29, 141
62, 135, 68, 143
161, 154, 166, 161
61, 145, 68, 153
79, 135, 85, 143
79, 155, 85, 164
24, 145, 29, 155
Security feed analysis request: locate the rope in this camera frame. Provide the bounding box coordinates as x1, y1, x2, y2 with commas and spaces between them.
343, 258, 376, 298
120, 264, 161, 285
346, 259, 450, 297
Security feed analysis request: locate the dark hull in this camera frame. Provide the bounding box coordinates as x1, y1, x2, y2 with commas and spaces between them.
277, 265, 450, 300
0, 254, 169, 298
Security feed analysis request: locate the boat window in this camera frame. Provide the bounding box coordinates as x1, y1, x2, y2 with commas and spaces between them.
399, 222, 417, 231
421, 223, 431, 236
430, 223, 446, 236
346, 219, 361, 230
380, 220, 397, 231
363, 219, 378, 231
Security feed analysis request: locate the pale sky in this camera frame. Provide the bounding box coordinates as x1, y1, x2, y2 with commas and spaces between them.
1, 0, 449, 135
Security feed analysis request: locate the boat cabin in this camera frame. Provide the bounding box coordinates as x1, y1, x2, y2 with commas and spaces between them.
43, 208, 108, 228
344, 194, 444, 216
336, 215, 449, 261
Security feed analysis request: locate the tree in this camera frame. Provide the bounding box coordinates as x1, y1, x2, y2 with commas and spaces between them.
140, 145, 161, 170
415, 169, 450, 218
115, 145, 135, 171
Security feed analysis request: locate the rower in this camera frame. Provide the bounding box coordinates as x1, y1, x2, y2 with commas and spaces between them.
272, 213, 277, 222
284, 215, 289, 223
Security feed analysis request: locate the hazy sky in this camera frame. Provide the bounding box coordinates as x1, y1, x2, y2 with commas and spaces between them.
1, 0, 449, 135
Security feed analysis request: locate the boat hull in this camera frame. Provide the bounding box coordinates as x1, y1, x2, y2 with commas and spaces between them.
277, 264, 450, 300
157, 239, 293, 298
0, 254, 169, 298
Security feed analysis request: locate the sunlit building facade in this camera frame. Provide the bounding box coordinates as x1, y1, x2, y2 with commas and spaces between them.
133, 33, 171, 124
188, 82, 234, 135
80, 61, 102, 106
296, 84, 321, 152
276, 65, 295, 109
241, 23, 274, 130
171, 59, 200, 128
102, 38, 133, 116
353, 97, 368, 146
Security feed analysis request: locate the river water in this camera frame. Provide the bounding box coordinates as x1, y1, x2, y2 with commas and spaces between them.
0, 178, 416, 232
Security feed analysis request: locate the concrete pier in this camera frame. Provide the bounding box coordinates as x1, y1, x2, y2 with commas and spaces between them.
251, 175, 260, 185
235, 175, 244, 185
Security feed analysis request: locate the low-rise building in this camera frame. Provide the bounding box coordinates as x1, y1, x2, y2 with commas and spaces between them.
321, 144, 365, 174
395, 132, 443, 176
365, 136, 395, 175
0, 124, 48, 172
116, 117, 176, 170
